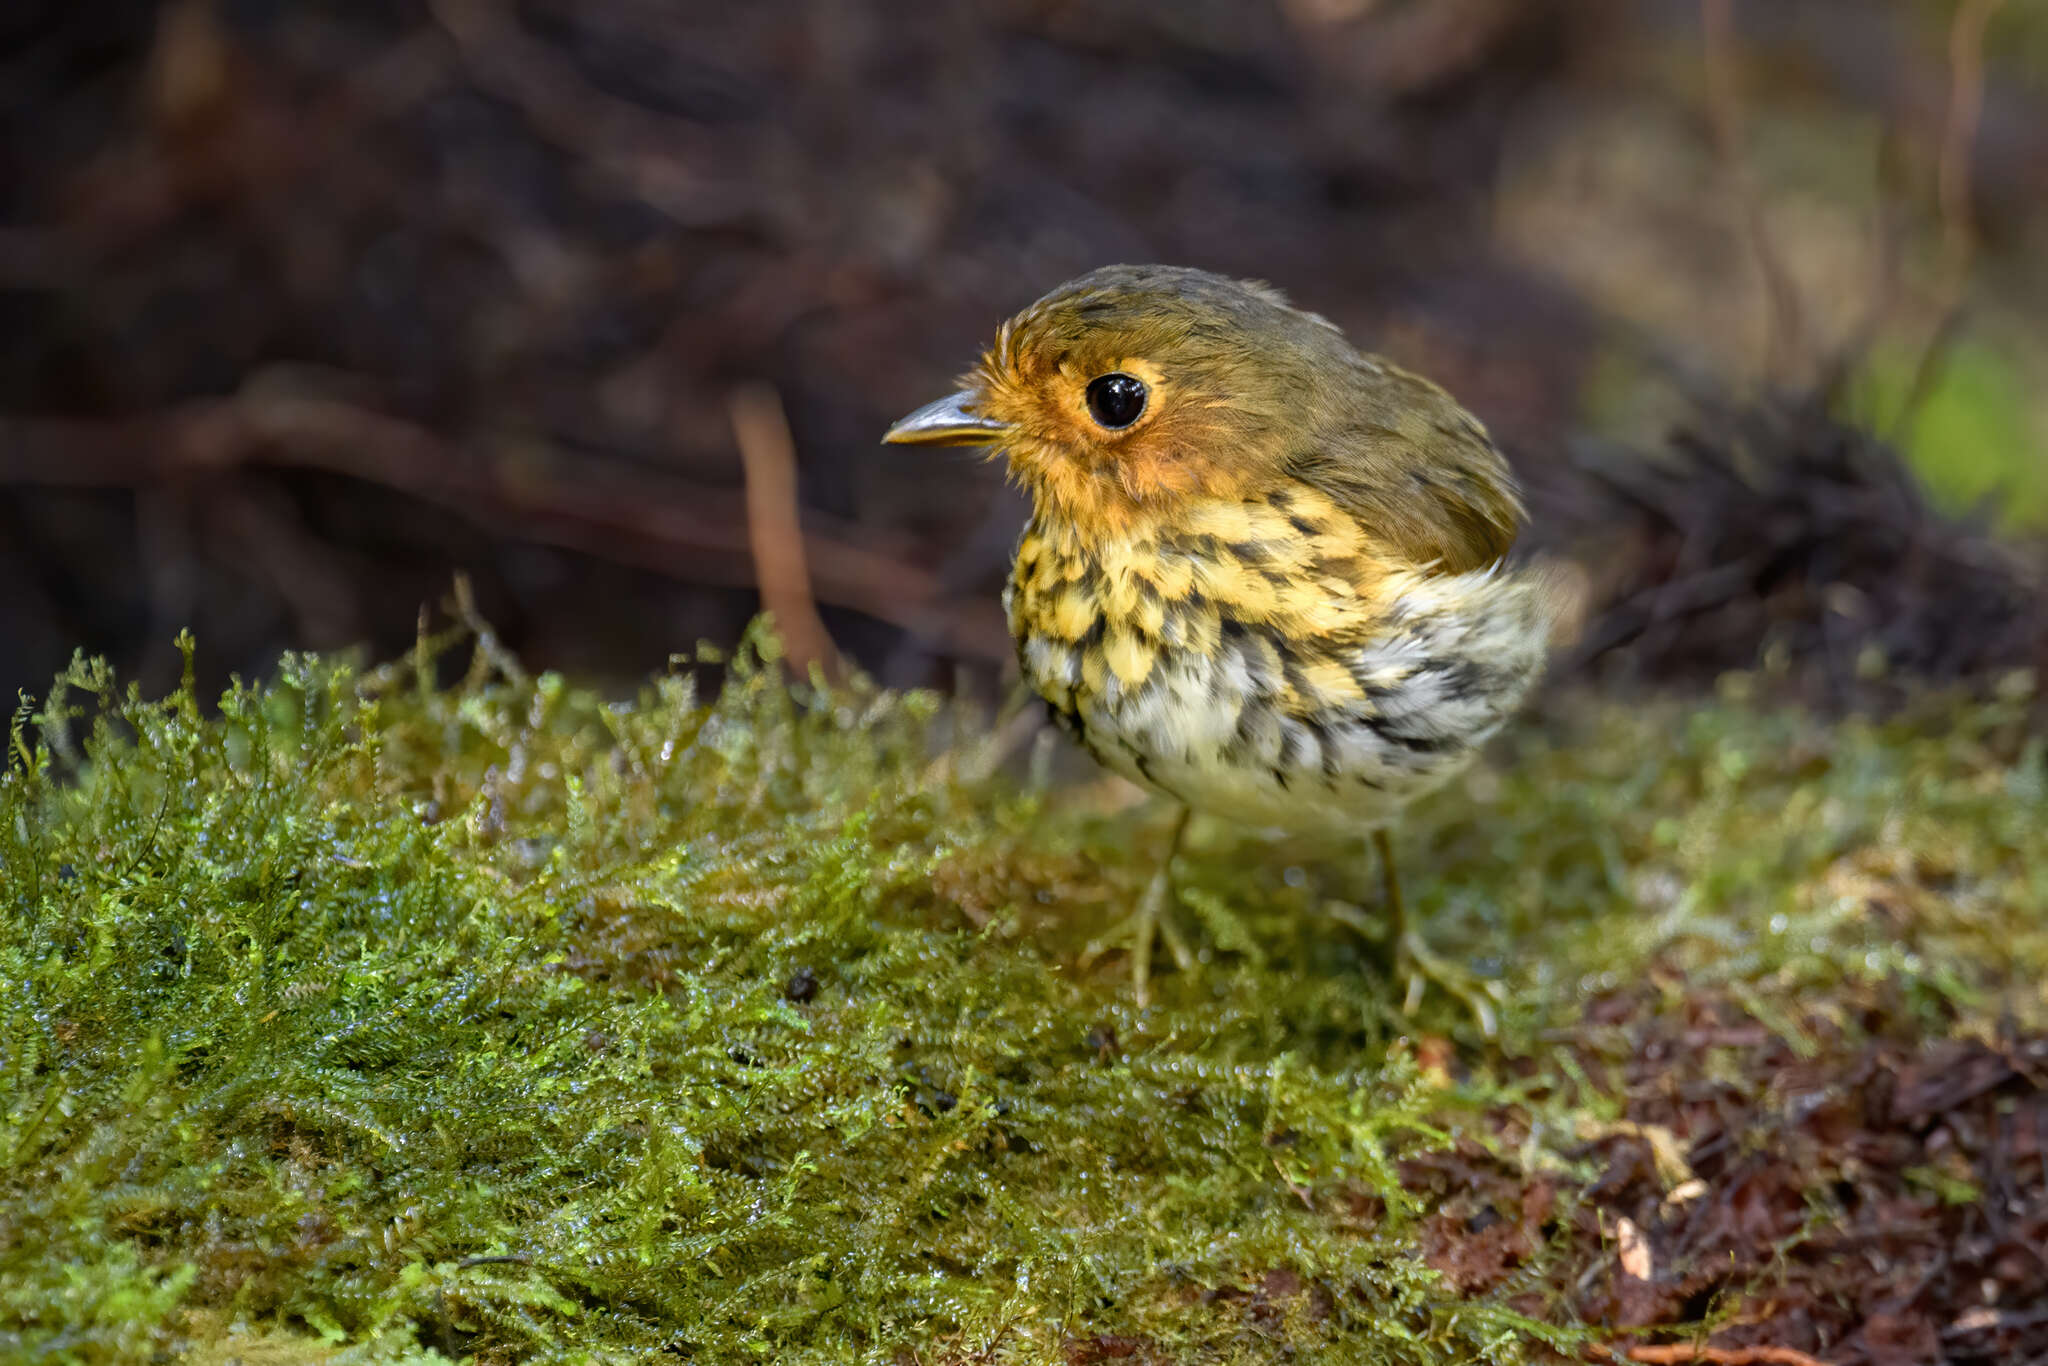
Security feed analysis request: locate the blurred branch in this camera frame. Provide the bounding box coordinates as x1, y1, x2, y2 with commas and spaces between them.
1818, 129, 1910, 403
1895, 0, 2007, 435
0, 396, 1009, 662
1936, 0, 2003, 288
426, 0, 745, 227
1700, 0, 1807, 383
147, 0, 232, 134
728, 384, 841, 680
36, 21, 447, 272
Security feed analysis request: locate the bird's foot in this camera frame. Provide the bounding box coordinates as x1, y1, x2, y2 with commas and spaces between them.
1397, 928, 1504, 1040
1323, 900, 1502, 1038
1079, 861, 1195, 1008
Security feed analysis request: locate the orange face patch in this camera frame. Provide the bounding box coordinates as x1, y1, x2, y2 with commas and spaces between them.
973, 348, 1261, 533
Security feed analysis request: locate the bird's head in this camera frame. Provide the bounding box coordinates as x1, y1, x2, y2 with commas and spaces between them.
885, 264, 1521, 567
884, 264, 1360, 533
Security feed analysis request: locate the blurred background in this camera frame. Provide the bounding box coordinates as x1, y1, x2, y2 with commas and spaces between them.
2, 0, 2044, 705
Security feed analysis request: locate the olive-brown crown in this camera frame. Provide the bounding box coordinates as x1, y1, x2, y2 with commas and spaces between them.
965, 264, 1523, 573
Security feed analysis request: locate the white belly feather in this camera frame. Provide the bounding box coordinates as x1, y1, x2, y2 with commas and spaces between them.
1017, 567, 1547, 839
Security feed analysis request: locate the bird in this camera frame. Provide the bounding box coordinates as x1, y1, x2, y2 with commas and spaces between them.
884, 264, 1554, 1033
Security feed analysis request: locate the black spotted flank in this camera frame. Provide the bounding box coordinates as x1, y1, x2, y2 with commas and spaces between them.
1366, 716, 1456, 755
1277, 721, 1319, 776
1300, 715, 1341, 777
1230, 705, 1264, 757
1276, 649, 1315, 704
1233, 630, 1277, 693
1438, 660, 1488, 700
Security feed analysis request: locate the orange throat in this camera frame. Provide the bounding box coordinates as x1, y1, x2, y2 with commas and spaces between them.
997, 434, 1258, 538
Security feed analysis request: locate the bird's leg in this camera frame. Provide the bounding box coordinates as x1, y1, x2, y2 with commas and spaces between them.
1080, 805, 1195, 1007
1374, 828, 1503, 1039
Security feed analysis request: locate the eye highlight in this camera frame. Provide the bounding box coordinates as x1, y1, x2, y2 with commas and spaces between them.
1084, 372, 1148, 430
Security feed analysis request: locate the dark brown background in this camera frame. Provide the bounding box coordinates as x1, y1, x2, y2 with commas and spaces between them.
4, 0, 2044, 704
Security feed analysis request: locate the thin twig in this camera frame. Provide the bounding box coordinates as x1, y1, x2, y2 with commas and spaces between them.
1591, 1343, 1837, 1366
1700, 0, 1807, 384
728, 383, 841, 680
1272, 1154, 1315, 1209
450, 573, 526, 687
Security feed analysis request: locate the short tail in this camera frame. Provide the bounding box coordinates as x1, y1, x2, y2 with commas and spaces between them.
1522, 555, 1592, 652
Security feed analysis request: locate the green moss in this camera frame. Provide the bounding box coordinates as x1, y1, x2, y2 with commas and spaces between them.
2, 625, 2042, 1363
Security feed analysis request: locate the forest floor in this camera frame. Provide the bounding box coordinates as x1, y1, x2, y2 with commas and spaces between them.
3, 629, 2044, 1365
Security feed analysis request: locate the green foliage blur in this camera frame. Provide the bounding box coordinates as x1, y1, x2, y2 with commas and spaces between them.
1853, 339, 2048, 530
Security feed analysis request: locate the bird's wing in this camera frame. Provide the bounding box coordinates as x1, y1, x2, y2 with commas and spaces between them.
1282, 360, 1523, 576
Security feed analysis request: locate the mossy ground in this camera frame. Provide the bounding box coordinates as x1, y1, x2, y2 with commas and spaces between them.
3, 625, 2044, 1364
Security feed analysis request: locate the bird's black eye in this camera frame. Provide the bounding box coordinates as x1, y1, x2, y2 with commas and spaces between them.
1084, 372, 1148, 430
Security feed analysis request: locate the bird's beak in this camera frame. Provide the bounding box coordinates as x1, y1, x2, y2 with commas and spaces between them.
882, 391, 1010, 446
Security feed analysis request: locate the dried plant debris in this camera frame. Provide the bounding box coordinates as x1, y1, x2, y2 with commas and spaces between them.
1545, 1000, 2048, 1366
2, 625, 2045, 1362
1570, 396, 2048, 702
